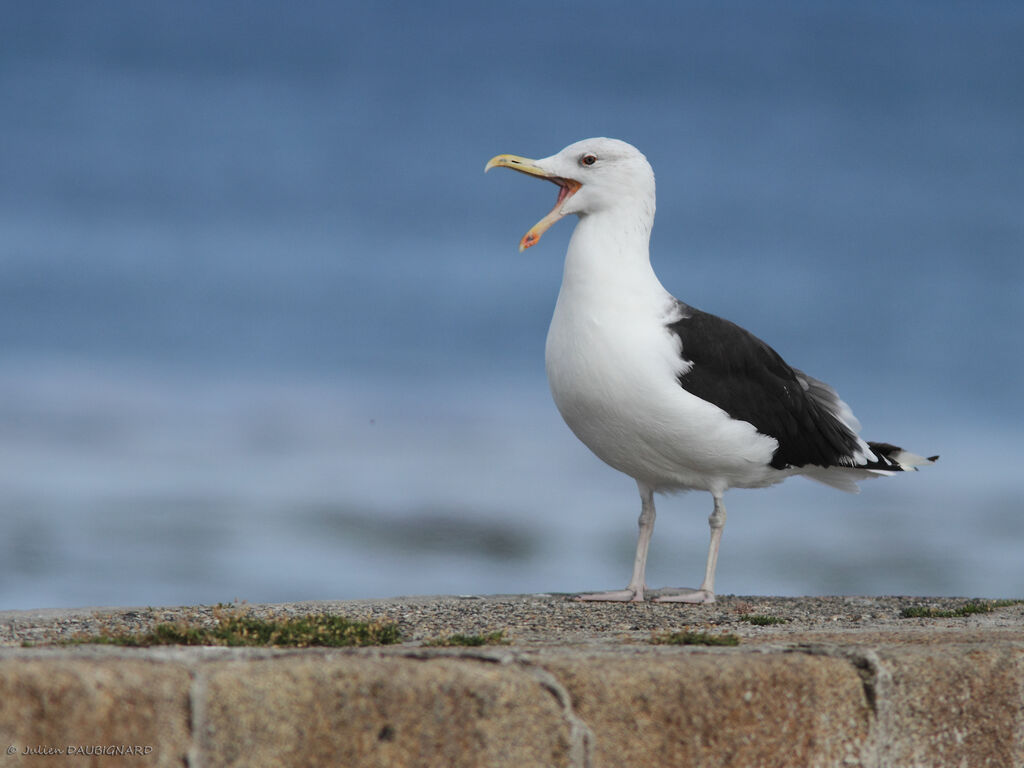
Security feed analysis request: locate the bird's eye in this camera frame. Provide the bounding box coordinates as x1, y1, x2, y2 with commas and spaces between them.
580, 153, 598, 167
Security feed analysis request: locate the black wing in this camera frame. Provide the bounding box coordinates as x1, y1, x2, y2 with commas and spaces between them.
667, 303, 865, 469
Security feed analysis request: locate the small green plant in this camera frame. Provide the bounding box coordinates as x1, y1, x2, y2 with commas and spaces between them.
740, 614, 788, 626
423, 630, 508, 647
900, 599, 1022, 619
59, 606, 401, 648
651, 630, 740, 646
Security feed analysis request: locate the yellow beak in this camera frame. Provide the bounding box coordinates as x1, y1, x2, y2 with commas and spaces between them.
485, 154, 581, 252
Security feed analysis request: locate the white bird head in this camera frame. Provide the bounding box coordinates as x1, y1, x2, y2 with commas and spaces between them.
486, 137, 656, 251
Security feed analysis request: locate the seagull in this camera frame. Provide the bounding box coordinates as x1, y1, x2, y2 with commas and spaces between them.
485, 137, 936, 604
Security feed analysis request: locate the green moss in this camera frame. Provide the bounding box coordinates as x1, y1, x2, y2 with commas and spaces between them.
651, 630, 740, 646
423, 630, 508, 647
740, 614, 788, 625
60, 607, 401, 648
900, 599, 1022, 619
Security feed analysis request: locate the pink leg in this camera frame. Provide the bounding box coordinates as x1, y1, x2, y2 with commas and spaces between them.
576, 482, 656, 602
655, 492, 725, 604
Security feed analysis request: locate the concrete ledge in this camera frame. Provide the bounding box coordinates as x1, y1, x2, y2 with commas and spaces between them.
1, 595, 1022, 767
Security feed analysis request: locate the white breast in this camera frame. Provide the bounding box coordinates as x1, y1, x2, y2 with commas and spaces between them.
543, 221, 780, 493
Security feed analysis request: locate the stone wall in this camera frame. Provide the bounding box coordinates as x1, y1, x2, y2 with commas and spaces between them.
2, 595, 1022, 767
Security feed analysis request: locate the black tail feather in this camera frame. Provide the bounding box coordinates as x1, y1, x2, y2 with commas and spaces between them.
867, 441, 938, 471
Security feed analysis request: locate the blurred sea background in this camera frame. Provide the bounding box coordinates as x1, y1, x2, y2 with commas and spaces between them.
1, 1, 1021, 610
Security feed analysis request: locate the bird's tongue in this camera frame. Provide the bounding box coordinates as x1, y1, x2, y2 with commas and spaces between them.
520, 178, 581, 252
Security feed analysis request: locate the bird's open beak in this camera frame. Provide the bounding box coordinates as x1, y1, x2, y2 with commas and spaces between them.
485, 154, 581, 252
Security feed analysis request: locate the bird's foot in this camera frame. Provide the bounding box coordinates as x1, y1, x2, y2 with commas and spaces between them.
653, 588, 715, 604
574, 588, 644, 602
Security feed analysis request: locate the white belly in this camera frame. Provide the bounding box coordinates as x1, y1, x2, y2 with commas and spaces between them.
544, 291, 780, 493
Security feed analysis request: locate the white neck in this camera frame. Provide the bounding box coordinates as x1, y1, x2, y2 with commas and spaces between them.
560, 203, 665, 303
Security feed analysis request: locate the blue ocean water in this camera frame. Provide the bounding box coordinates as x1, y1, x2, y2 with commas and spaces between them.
1, 1, 1022, 609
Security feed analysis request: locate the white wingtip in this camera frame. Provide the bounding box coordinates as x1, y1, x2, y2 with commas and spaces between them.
891, 450, 938, 471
